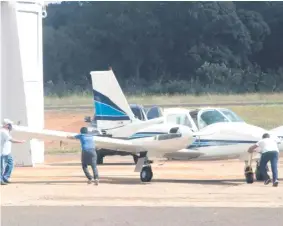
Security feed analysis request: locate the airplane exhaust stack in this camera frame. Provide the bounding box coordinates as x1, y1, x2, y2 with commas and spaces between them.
1, 1, 46, 166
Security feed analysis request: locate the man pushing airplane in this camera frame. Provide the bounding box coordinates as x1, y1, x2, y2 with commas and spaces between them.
248, 133, 280, 187
67, 127, 99, 185
1, 119, 26, 185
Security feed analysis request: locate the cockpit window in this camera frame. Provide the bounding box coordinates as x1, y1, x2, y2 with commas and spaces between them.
131, 107, 144, 120
220, 109, 243, 122
200, 110, 228, 126
198, 109, 244, 129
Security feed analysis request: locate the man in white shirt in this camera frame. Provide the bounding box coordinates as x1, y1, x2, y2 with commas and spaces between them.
1, 119, 26, 185
248, 133, 280, 187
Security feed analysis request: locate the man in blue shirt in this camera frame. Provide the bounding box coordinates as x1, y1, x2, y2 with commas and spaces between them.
67, 127, 99, 185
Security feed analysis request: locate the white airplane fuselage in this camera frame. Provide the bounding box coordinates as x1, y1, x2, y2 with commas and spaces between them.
94, 106, 283, 163
129, 121, 282, 162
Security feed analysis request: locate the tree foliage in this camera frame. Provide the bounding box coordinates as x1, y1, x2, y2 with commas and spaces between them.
43, 1, 283, 95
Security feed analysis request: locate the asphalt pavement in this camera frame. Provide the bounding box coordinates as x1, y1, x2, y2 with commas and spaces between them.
2, 206, 283, 226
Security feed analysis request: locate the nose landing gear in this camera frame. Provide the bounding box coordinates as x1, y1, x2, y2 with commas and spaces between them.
135, 151, 154, 183
140, 165, 153, 182
244, 165, 254, 184
244, 152, 254, 184
244, 154, 270, 184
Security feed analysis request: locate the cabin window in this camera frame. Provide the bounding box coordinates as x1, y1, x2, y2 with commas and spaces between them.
131, 107, 145, 121
166, 114, 192, 128
220, 109, 243, 122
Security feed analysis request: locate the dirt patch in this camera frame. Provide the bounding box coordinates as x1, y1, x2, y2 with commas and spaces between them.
44, 111, 92, 150
45, 111, 91, 132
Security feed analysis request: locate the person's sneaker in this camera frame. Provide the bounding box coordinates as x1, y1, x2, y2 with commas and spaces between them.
94, 179, 99, 186
3, 179, 11, 183
87, 179, 93, 184
273, 180, 279, 187
264, 178, 271, 185
1, 181, 7, 185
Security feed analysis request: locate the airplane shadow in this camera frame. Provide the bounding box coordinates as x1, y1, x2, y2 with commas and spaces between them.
46, 162, 135, 166
11, 176, 270, 186
102, 178, 245, 186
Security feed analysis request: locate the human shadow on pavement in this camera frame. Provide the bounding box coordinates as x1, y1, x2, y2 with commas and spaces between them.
12, 176, 262, 186
46, 162, 134, 166
95, 177, 247, 186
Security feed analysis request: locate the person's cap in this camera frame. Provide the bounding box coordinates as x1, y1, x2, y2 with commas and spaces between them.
80, 127, 88, 134
2, 119, 14, 126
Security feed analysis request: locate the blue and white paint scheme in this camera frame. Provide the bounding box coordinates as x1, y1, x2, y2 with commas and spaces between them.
8, 83, 283, 180
89, 70, 164, 138
90, 70, 136, 126
93, 89, 131, 121
89, 69, 282, 161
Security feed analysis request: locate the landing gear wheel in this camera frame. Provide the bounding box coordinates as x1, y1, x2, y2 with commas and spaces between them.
245, 166, 254, 184
255, 161, 269, 181
140, 166, 153, 182
255, 167, 263, 181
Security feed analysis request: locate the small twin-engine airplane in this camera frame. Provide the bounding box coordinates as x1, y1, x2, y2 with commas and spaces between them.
5, 69, 283, 184
8, 112, 282, 183
84, 69, 283, 180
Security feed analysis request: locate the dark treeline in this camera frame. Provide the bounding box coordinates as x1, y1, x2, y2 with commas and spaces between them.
43, 1, 283, 96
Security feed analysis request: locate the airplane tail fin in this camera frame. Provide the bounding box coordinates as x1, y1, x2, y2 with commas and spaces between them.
90, 69, 137, 130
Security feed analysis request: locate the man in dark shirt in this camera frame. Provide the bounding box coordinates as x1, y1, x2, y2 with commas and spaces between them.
67, 127, 99, 185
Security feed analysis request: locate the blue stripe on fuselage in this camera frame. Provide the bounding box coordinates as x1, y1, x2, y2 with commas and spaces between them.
128, 132, 167, 139
127, 133, 260, 146
187, 139, 257, 149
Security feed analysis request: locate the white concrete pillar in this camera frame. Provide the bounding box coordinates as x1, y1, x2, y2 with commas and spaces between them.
0, 1, 47, 166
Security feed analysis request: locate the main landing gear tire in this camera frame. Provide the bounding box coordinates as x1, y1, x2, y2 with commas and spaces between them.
255, 161, 269, 181
244, 166, 254, 184
96, 153, 104, 165
255, 167, 263, 181
140, 165, 153, 182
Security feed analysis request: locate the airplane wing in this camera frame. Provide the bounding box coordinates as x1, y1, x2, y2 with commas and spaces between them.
11, 125, 146, 154
11, 125, 193, 155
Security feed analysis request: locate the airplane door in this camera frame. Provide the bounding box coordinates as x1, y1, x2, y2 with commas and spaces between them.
146, 106, 163, 120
